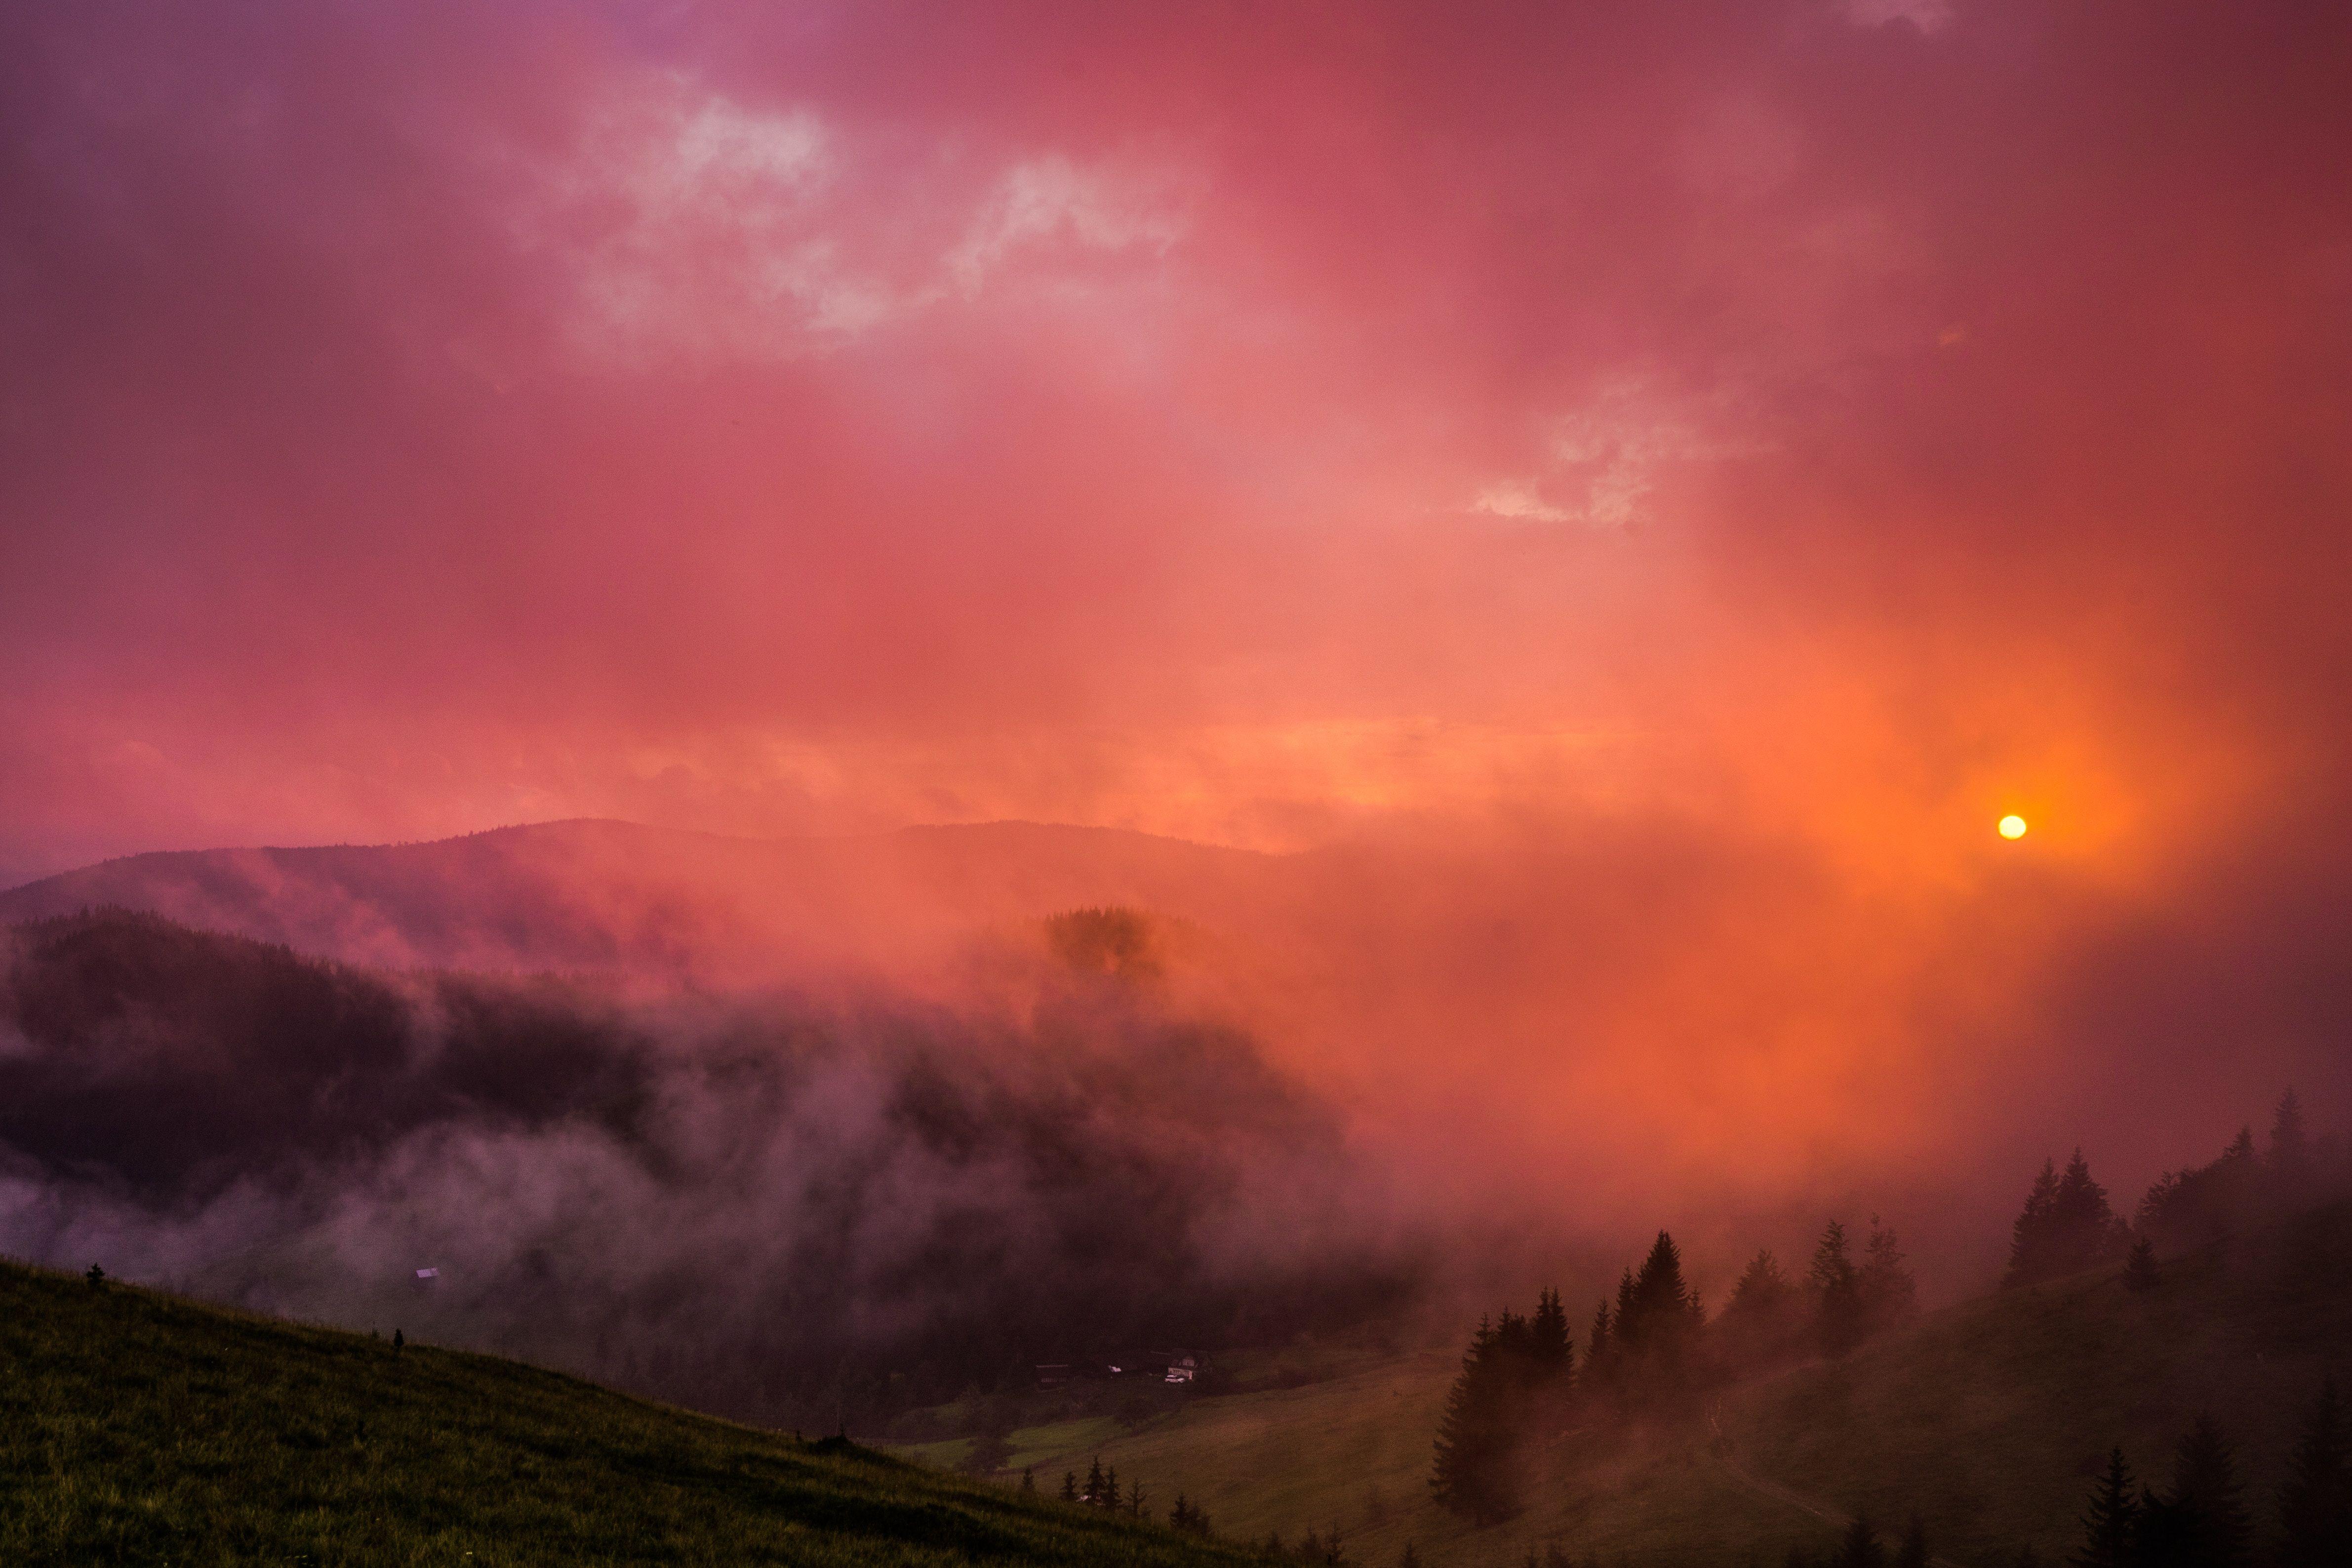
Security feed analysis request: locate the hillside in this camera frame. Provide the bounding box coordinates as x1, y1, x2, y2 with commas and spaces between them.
0, 1258, 1266, 1567
0, 819, 1276, 979
963, 1206, 2352, 1567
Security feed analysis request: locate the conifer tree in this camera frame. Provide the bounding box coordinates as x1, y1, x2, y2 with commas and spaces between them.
1831, 1515, 1884, 1568
2073, 1449, 2137, 1568
1811, 1221, 1865, 1355
1061, 1470, 1078, 1502
1859, 1217, 1919, 1336
2163, 1414, 2250, 1568
2277, 1379, 2350, 1568
2124, 1237, 2161, 1293
1430, 1317, 1521, 1525
1531, 1287, 1573, 1384
2007, 1159, 2062, 1287
2053, 1150, 2122, 1270
1585, 1301, 1613, 1394
1893, 1516, 1928, 1568
1085, 1457, 1106, 1506
1021, 1466, 1036, 1493
1104, 1464, 1120, 1512
2270, 1088, 2312, 1196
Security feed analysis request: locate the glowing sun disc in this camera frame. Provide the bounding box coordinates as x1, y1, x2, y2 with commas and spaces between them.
1998, 814, 2029, 839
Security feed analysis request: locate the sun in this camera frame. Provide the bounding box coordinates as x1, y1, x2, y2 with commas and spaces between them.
1998, 814, 2029, 840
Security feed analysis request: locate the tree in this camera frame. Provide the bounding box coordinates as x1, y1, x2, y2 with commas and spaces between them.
1617, 1231, 1699, 1397
1061, 1470, 1078, 1502
1084, 1457, 1107, 1506
1859, 1217, 1919, 1336
1020, 1466, 1036, 1493
2073, 1447, 2138, 1568
1893, 1516, 1929, 1568
1585, 1301, 1614, 1397
2124, 1237, 2161, 1293
2278, 1379, 2350, 1568
2007, 1159, 2064, 1287
2270, 1088, 2312, 1195
1812, 1221, 1865, 1356
1531, 1287, 1573, 1385
2159, 1415, 2250, 1568
1720, 1248, 1802, 1367
1103, 1464, 1120, 1512
2053, 1150, 2123, 1268
1831, 1515, 1884, 1568
1430, 1318, 1521, 1525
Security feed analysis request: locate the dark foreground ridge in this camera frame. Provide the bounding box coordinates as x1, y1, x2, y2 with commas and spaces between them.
0, 1259, 1263, 1567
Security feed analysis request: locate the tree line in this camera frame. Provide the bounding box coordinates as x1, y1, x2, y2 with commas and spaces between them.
2003, 1092, 2339, 1296
2072, 1382, 2348, 1568
1432, 1216, 1920, 1524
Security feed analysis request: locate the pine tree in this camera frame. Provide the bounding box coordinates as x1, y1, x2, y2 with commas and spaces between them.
2007, 1159, 2062, 1287
1430, 1317, 1521, 1525
1893, 1516, 1928, 1568
1585, 1301, 1614, 1395
2053, 1150, 2122, 1272
1061, 1470, 1079, 1502
2073, 1447, 2137, 1568
1531, 1287, 1573, 1384
2270, 1088, 2312, 1195
2278, 1379, 2350, 1568
1859, 1217, 1919, 1336
2164, 1414, 2250, 1568
1831, 1514, 1884, 1568
1103, 1464, 1120, 1513
2124, 1237, 2161, 1293
1020, 1466, 1036, 1493
1812, 1220, 1865, 1355
1085, 1457, 1106, 1506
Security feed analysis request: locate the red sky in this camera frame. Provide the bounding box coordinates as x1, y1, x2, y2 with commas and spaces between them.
4, 1, 2349, 1244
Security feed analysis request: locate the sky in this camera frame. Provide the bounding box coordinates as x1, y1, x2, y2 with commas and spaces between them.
3, 1, 2350, 1247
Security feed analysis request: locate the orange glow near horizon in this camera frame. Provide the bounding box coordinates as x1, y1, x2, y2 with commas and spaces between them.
2, 0, 2348, 1229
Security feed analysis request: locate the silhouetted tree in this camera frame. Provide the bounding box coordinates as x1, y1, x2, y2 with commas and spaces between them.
1893, 1515, 1929, 1568
2124, 1237, 2161, 1293
2278, 1378, 2350, 1568
1831, 1515, 1884, 1568
1020, 1466, 1036, 1493
2074, 1447, 2138, 1568
1812, 1221, 1866, 1355
2143, 1415, 2249, 1568
2009, 1160, 2063, 1287
2269, 1088, 2312, 1195
1084, 1457, 1107, 1506
1720, 1248, 1802, 1367
1585, 1301, 1614, 1396
1431, 1318, 1521, 1524
1061, 1469, 1078, 1502
1531, 1287, 1573, 1385
1860, 1217, 1919, 1336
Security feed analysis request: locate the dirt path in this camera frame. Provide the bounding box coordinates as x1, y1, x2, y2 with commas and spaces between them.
1704, 1404, 1969, 1568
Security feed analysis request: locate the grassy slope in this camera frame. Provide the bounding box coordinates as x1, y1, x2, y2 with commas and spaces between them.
0, 1261, 1263, 1568
992, 1206, 2352, 1568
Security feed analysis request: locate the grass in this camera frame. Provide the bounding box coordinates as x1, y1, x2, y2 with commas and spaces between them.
0, 1259, 1267, 1567
974, 1206, 2352, 1568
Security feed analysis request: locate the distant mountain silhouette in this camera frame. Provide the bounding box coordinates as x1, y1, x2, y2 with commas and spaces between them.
0, 819, 1276, 978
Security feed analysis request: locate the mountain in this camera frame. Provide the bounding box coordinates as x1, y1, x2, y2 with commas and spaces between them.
0, 818, 1278, 980
0, 1257, 1262, 1567
0, 908, 1409, 1433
